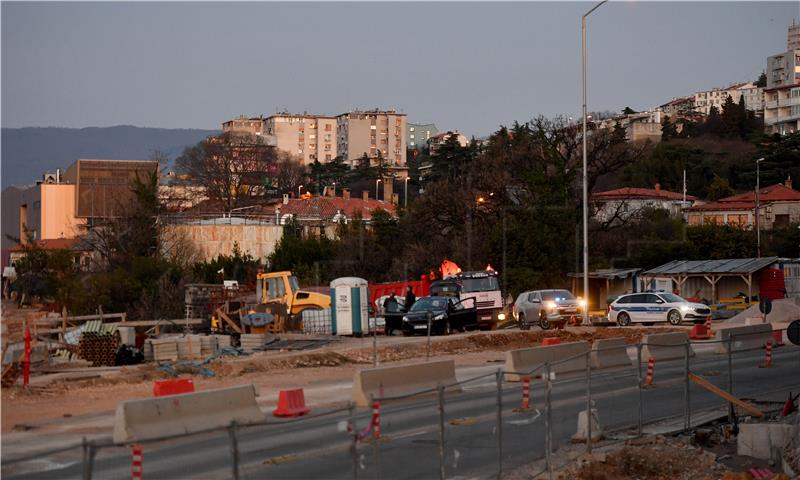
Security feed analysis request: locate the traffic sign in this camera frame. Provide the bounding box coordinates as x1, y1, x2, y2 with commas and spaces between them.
759, 298, 772, 316
787, 320, 800, 346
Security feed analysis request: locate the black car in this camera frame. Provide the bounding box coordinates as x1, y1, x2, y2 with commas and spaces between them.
401, 296, 478, 336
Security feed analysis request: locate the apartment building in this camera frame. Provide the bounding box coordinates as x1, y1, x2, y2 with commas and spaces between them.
407, 123, 439, 150
766, 49, 800, 89
263, 113, 337, 165
337, 110, 407, 168
693, 82, 764, 115
764, 84, 800, 135
788, 18, 799, 51
428, 131, 469, 155
659, 96, 696, 118
222, 115, 267, 136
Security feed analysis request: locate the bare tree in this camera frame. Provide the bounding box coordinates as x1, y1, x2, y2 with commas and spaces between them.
175, 132, 278, 211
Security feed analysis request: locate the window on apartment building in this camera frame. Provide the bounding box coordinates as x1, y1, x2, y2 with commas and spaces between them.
326, 154, 332, 161
310, 134, 316, 139
410, 127, 415, 132
298, 149, 303, 154
370, 125, 376, 130
410, 141, 415, 146
325, 124, 332, 131
325, 144, 331, 150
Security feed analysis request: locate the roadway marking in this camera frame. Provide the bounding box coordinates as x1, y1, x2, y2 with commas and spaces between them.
505, 409, 542, 425
391, 430, 430, 440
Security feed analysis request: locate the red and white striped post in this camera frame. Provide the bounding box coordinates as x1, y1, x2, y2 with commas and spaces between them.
704, 316, 713, 335
521, 375, 531, 410
371, 399, 381, 439
131, 445, 143, 480
644, 357, 655, 386
763, 341, 773, 368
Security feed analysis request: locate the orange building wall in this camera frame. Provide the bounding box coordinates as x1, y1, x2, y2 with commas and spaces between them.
40, 184, 86, 239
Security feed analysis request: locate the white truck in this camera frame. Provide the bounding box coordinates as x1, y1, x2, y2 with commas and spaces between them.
449, 270, 506, 329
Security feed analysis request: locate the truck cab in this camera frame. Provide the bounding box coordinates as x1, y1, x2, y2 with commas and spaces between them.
256, 271, 331, 316
451, 270, 506, 329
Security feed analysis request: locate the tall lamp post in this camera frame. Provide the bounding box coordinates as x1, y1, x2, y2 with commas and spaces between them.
756, 157, 764, 257
376, 178, 382, 200
581, 0, 607, 326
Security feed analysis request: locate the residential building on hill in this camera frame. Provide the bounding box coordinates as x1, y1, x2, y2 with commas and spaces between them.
659, 96, 696, 118
222, 115, 268, 136
693, 82, 764, 115
684, 180, 800, 229
264, 113, 337, 165
407, 123, 439, 150
591, 184, 695, 225
789, 19, 800, 50
428, 131, 469, 155
766, 49, 800, 89
337, 110, 407, 168
764, 84, 800, 135
596, 110, 664, 143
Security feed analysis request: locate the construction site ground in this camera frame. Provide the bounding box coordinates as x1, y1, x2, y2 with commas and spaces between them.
1, 300, 690, 433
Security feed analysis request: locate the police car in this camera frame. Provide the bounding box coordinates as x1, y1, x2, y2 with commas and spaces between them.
608, 292, 711, 326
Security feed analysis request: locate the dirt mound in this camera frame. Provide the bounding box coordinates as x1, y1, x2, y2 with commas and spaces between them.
566, 436, 728, 480
724, 298, 800, 326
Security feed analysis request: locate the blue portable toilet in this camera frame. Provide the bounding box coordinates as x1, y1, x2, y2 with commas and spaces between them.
330, 277, 369, 335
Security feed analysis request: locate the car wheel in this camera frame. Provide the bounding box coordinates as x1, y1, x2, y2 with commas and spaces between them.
519, 314, 530, 330
667, 309, 682, 326
539, 311, 551, 330
617, 312, 631, 327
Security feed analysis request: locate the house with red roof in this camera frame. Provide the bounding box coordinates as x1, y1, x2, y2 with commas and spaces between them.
591, 184, 696, 225
272, 189, 396, 234
8, 238, 94, 271
684, 180, 800, 229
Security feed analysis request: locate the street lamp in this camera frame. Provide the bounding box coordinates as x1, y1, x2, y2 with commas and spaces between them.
298, 184, 303, 198
404, 177, 411, 208
376, 178, 382, 200
756, 157, 765, 257
581, 0, 608, 326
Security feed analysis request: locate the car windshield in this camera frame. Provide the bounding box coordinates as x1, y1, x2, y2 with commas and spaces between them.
658, 293, 685, 303
461, 276, 500, 293
541, 290, 574, 301
410, 297, 448, 312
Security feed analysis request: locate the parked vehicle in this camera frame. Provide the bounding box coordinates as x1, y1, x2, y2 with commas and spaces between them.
451, 270, 506, 329
608, 292, 711, 326
513, 289, 586, 330
401, 296, 477, 335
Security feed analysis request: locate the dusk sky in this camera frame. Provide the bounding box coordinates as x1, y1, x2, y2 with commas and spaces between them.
2, 1, 797, 137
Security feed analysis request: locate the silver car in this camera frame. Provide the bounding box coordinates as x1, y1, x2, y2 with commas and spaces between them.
513, 289, 586, 330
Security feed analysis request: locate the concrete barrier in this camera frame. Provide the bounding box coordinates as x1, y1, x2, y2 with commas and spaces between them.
714, 323, 773, 354
113, 384, 264, 444
352, 360, 460, 407
590, 338, 633, 370
640, 332, 694, 362
505, 341, 589, 381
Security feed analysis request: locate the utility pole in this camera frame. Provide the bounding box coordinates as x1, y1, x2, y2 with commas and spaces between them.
756, 158, 764, 257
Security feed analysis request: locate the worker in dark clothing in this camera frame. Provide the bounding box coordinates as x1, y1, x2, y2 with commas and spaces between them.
383, 292, 399, 313
404, 286, 416, 312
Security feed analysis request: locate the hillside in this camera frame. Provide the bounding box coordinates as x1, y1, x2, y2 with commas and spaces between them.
1, 125, 218, 187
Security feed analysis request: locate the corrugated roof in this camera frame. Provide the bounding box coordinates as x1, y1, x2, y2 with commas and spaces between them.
568, 268, 642, 279
643, 257, 778, 276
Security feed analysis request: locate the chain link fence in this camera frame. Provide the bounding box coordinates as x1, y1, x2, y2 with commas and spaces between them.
3, 329, 799, 479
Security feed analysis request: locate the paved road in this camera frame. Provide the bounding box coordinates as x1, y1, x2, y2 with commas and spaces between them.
4, 345, 799, 479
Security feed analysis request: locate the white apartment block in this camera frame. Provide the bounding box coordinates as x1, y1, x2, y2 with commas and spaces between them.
336, 110, 407, 168
766, 49, 800, 89
264, 114, 337, 165
764, 84, 800, 135
693, 82, 764, 115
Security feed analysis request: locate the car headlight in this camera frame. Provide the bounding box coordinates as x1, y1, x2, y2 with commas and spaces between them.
497, 313, 506, 321
545, 301, 557, 311
680, 305, 691, 312
402, 316, 409, 322
434, 314, 445, 321
578, 299, 587, 308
